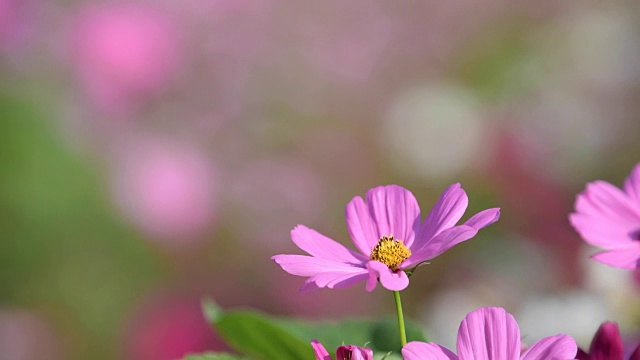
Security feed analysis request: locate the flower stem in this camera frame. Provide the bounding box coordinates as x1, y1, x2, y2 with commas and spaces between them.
393, 290, 407, 346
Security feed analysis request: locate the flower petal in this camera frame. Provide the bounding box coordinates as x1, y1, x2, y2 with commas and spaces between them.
417, 183, 469, 244
624, 163, 640, 204
337, 345, 373, 360
402, 225, 477, 268
346, 185, 421, 256
271, 255, 366, 276
570, 212, 638, 249
591, 247, 640, 269
456, 307, 520, 360
576, 181, 640, 226
291, 225, 367, 262
521, 334, 577, 360
402, 342, 458, 360
587, 322, 622, 360
346, 195, 379, 256
365, 261, 409, 292
365, 185, 421, 247
464, 208, 501, 230
311, 340, 332, 360
300, 270, 370, 293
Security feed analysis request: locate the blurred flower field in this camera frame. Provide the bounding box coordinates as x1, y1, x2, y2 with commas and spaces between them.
1, 0, 640, 359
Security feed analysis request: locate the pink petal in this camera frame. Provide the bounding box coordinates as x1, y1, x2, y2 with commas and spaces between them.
364, 185, 421, 247
587, 322, 622, 360
624, 163, 640, 204
346, 195, 380, 256
417, 183, 469, 244
300, 271, 369, 293
456, 307, 520, 360
402, 226, 477, 268
591, 247, 640, 269
570, 212, 638, 249
402, 342, 458, 360
521, 334, 577, 360
365, 261, 409, 292
311, 340, 332, 360
271, 254, 366, 276
337, 345, 374, 360
464, 208, 501, 230
577, 181, 640, 225
346, 185, 421, 255
291, 225, 367, 263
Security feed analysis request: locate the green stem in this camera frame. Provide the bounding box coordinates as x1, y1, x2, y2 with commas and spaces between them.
393, 290, 407, 346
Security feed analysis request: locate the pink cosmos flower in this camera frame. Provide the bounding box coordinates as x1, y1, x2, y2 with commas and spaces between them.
577, 321, 640, 360
111, 138, 217, 245
71, 3, 180, 112
272, 184, 500, 292
402, 307, 577, 360
311, 340, 373, 360
570, 163, 640, 269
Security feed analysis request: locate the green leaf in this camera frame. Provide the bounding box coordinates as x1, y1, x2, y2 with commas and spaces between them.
212, 308, 313, 360
183, 353, 244, 360
203, 299, 428, 359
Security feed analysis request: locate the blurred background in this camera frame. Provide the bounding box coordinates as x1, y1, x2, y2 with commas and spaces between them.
1, 0, 640, 359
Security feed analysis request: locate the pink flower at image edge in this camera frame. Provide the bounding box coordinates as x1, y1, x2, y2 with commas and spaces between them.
577, 321, 640, 360
311, 340, 373, 360
402, 307, 577, 360
570, 163, 640, 269
272, 184, 500, 292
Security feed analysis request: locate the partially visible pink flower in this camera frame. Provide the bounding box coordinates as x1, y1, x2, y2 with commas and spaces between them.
71, 3, 180, 112
402, 307, 577, 360
124, 294, 225, 360
272, 184, 500, 292
111, 138, 217, 245
577, 321, 640, 360
570, 163, 640, 269
311, 340, 373, 360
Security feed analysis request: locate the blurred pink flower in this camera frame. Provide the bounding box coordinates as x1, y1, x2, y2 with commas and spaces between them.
124, 294, 223, 360
272, 184, 499, 292
311, 340, 373, 360
570, 163, 640, 269
577, 321, 640, 360
402, 307, 577, 360
71, 3, 180, 112
112, 139, 217, 245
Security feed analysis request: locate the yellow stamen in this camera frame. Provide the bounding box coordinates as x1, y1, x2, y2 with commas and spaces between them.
370, 235, 411, 270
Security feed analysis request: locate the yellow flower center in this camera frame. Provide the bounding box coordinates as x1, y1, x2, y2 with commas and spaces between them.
370, 235, 412, 270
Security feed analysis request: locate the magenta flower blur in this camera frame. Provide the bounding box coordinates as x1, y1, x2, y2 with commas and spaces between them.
272, 184, 500, 292
402, 307, 577, 360
570, 163, 640, 269
311, 340, 373, 360
577, 321, 640, 360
